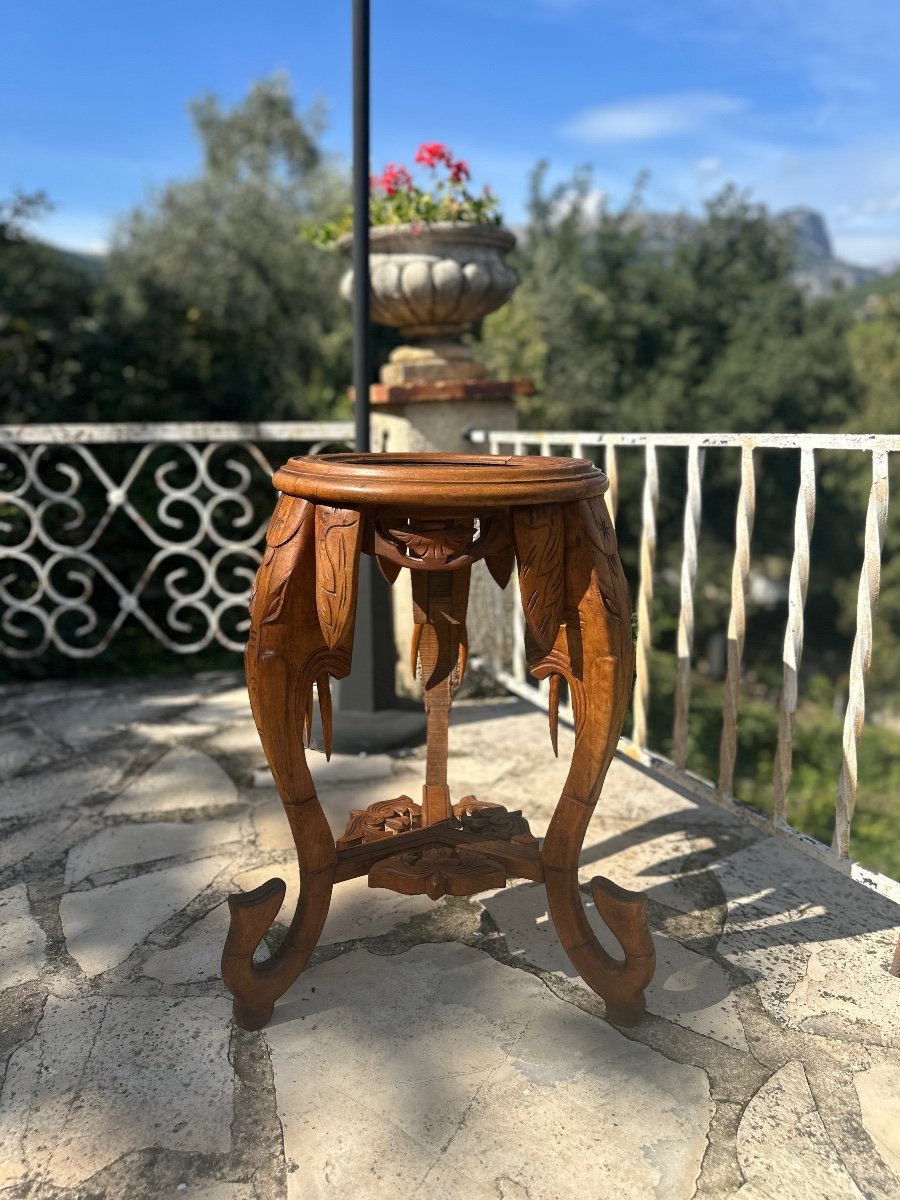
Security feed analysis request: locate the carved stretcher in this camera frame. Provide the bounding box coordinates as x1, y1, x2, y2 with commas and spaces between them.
223, 453, 655, 1030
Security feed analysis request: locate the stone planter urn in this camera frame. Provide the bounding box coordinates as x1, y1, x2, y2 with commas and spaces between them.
339, 222, 518, 384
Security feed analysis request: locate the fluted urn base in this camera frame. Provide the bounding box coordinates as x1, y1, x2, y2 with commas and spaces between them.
339, 222, 518, 343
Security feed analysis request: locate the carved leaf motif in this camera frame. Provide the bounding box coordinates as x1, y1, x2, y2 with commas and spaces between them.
484, 540, 515, 589
513, 504, 565, 657
579, 499, 623, 621
315, 505, 363, 649
317, 672, 333, 760
548, 673, 561, 758
452, 799, 538, 845
336, 797, 422, 849
379, 518, 474, 565
267, 495, 310, 548
582, 495, 618, 555
261, 573, 290, 625
369, 845, 506, 901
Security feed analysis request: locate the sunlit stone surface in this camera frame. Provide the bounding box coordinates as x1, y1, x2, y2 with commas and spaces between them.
0, 674, 897, 1198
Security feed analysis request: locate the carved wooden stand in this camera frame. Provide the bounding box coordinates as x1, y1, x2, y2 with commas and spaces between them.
223, 453, 655, 1030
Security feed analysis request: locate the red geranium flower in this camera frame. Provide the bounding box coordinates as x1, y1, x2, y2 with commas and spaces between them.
415, 142, 450, 169
449, 158, 470, 185
377, 163, 413, 196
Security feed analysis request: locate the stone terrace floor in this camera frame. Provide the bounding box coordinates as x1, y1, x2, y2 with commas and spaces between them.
1, 672, 900, 1200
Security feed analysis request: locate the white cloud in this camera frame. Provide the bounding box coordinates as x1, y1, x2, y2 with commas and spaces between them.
695, 156, 723, 177
560, 92, 745, 144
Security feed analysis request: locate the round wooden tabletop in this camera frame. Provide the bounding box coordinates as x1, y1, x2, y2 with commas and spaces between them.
273, 452, 609, 508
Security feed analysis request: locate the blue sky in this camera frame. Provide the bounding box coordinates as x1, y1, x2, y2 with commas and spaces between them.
3, 0, 900, 266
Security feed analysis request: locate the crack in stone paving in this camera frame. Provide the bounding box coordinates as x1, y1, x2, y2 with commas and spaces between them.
44, 995, 110, 1189
414, 1006, 541, 1195
228, 1026, 288, 1200
5, 677, 899, 1199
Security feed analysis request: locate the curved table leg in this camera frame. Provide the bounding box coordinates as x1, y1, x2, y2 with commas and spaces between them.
517, 496, 655, 1026
222, 497, 359, 1030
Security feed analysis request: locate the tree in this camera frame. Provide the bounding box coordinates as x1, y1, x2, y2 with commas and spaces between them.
482, 168, 858, 436
0, 192, 101, 423
105, 74, 351, 422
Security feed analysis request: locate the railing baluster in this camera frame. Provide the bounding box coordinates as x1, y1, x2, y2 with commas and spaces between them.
673, 445, 705, 768
631, 444, 659, 756
773, 448, 816, 824
512, 575, 527, 686
604, 443, 618, 527
834, 449, 890, 858
719, 444, 756, 797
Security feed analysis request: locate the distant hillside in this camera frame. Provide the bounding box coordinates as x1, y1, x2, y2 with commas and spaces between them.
777, 208, 880, 298
54, 246, 105, 280
638, 206, 881, 299
832, 266, 900, 313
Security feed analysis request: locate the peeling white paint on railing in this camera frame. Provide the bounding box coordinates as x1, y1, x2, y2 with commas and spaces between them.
0, 422, 353, 659
719, 445, 756, 798
471, 426, 899, 898
835, 449, 890, 859
673, 444, 704, 769
631, 444, 658, 756
773, 448, 816, 824
0, 421, 353, 446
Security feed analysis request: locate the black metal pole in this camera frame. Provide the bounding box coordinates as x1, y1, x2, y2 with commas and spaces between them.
352, 0, 371, 453
331, 0, 403, 732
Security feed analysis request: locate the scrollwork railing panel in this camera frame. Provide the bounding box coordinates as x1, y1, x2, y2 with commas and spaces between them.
0, 423, 353, 660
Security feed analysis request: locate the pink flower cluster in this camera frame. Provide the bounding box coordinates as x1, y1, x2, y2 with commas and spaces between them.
414, 141, 471, 184
371, 163, 413, 197
371, 142, 472, 196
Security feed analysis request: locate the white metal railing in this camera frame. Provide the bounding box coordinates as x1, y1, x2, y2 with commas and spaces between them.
0, 422, 353, 659
468, 428, 900, 901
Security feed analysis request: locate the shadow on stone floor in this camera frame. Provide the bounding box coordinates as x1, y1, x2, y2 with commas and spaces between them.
3, 675, 900, 1198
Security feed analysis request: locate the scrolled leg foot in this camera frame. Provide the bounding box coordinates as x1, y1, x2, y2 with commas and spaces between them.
589, 876, 655, 1027
221, 870, 333, 1031
545, 860, 655, 1028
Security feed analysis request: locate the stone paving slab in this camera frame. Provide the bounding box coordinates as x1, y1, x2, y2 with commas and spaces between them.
0, 674, 898, 1200
0, 994, 233, 1193
265, 945, 712, 1200
107, 745, 239, 815
0, 882, 46, 991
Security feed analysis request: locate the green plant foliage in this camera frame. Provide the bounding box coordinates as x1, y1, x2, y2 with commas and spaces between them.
1, 76, 353, 425
104, 76, 351, 421
645, 651, 900, 879
482, 166, 859, 435
305, 142, 502, 248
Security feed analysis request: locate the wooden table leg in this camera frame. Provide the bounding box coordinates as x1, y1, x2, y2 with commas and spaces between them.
222, 496, 361, 1031
411, 565, 470, 826
516, 495, 656, 1026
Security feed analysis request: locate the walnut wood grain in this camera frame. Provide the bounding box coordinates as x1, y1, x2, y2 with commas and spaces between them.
274, 452, 609, 509
537, 496, 654, 1026
336, 797, 422, 849
224, 495, 349, 1031
368, 845, 507, 900
315, 504, 364, 650
513, 503, 565, 657
226, 454, 653, 1032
